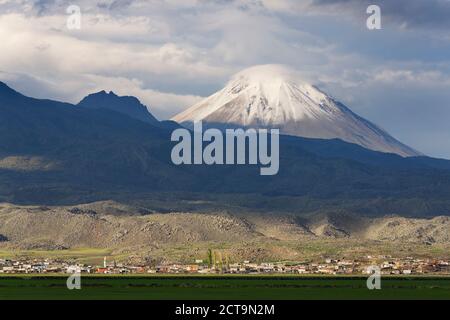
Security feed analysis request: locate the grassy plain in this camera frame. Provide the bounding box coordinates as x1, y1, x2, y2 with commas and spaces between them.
0, 275, 449, 300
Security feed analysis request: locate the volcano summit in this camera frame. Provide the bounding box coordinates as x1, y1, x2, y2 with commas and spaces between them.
173, 65, 420, 157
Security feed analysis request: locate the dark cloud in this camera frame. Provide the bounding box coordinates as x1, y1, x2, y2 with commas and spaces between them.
33, 0, 57, 15
313, 0, 450, 30
108, 0, 135, 11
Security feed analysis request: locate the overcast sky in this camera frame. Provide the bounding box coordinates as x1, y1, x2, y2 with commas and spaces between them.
1, 0, 450, 158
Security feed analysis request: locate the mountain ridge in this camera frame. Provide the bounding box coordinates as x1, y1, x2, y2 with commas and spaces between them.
78, 90, 159, 125
0, 202, 448, 261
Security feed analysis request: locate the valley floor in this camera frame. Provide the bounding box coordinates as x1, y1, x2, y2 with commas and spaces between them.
0, 275, 449, 300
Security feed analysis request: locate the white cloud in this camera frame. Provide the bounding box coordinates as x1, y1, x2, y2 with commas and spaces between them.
1, 0, 450, 157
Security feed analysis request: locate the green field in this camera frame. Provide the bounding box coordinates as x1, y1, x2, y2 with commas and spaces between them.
0, 275, 450, 300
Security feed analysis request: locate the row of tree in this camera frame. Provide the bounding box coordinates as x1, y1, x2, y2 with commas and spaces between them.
207, 249, 230, 272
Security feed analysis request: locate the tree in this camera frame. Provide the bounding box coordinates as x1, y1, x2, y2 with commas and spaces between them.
207, 249, 213, 268
217, 251, 223, 273
225, 253, 230, 271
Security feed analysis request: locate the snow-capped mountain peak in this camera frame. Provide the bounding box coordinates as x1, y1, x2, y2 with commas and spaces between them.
172, 64, 421, 157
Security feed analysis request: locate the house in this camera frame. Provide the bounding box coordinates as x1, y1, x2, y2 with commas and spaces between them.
186, 265, 199, 273
296, 267, 308, 274
96, 267, 109, 274
66, 265, 81, 274
1, 266, 14, 273
403, 269, 412, 275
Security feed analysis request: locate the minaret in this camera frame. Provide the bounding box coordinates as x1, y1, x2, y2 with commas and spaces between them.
104, 256, 107, 268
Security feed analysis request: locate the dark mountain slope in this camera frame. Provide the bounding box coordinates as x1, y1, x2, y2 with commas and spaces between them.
77, 89, 180, 130
78, 90, 159, 124
2, 81, 450, 216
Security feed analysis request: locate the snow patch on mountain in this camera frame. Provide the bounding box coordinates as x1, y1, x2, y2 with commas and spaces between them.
172, 65, 421, 157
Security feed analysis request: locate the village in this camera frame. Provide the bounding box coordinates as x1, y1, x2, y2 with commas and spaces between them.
1, 256, 449, 276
